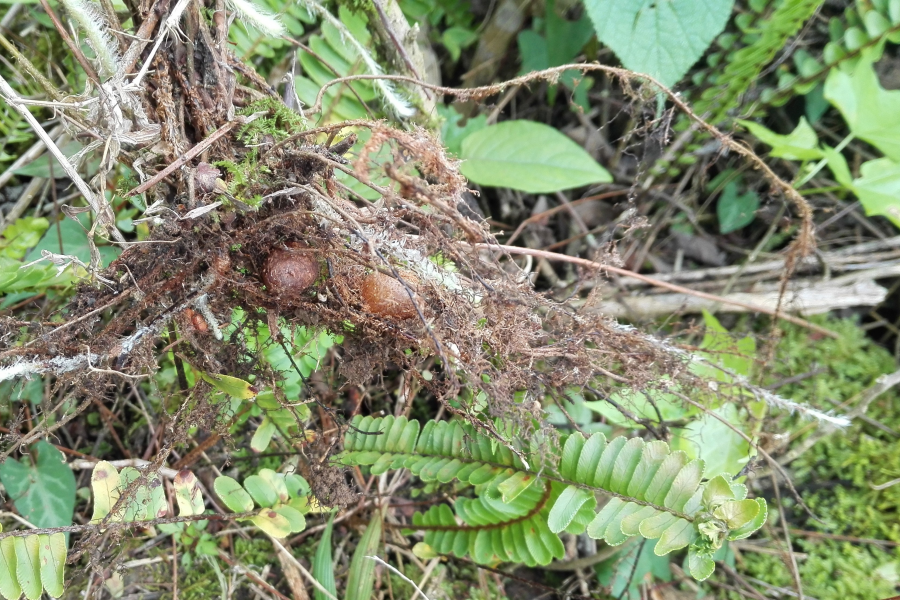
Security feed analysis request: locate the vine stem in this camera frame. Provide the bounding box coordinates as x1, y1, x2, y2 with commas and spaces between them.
304, 65, 815, 258
0, 511, 258, 542
460, 242, 839, 338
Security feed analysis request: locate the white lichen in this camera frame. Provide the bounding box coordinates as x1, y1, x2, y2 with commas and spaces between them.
58, 0, 121, 79
298, 0, 415, 118
227, 0, 286, 37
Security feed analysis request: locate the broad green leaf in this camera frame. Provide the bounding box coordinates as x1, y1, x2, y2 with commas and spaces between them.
250, 508, 293, 538
497, 471, 537, 503
727, 498, 768, 540
688, 549, 716, 581
653, 519, 694, 555
459, 120, 612, 193
258, 469, 289, 503
313, 515, 338, 600
824, 59, 900, 160
174, 470, 205, 516
38, 533, 66, 598
717, 181, 759, 234
547, 486, 593, 533
214, 476, 254, 513
673, 404, 750, 479
0, 217, 49, 260
14, 536, 40, 600
713, 499, 760, 529
0, 538, 21, 600
822, 145, 853, 187
596, 540, 671, 600
346, 510, 383, 600
738, 118, 824, 161
0, 442, 76, 534
439, 105, 488, 156
585, 389, 686, 428
285, 473, 311, 498
584, 0, 734, 88
273, 506, 307, 533
90, 461, 121, 523
250, 417, 277, 453
25, 215, 119, 268
851, 158, 900, 228
198, 371, 257, 399
242, 475, 278, 508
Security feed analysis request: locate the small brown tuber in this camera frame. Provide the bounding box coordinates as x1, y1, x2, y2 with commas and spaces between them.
262, 246, 319, 297
360, 271, 420, 319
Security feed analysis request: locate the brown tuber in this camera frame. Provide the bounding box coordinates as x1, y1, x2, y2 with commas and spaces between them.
262, 246, 319, 297
361, 271, 420, 319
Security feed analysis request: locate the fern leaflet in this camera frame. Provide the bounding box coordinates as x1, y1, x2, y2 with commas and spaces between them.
338, 416, 767, 580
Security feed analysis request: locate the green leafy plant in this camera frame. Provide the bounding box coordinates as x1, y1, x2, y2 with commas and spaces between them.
0, 442, 76, 533
338, 415, 767, 581
459, 120, 611, 192
583, 0, 734, 88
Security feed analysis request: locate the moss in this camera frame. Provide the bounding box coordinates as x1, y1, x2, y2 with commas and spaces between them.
733, 316, 900, 598
733, 541, 898, 600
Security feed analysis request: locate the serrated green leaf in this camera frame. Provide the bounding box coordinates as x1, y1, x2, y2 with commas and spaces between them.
653, 519, 695, 555
459, 120, 612, 193
497, 471, 537, 503
664, 460, 704, 512
38, 533, 65, 598
250, 417, 277, 453
214, 476, 254, 513
702, 475, 736, 510
90, 461, 121, 523
626, 441, 669, 500
594, 436, 627, 489
559, 433, 585, 480
688, 548, 716, 581
584, 0, 734, 88
576, 433, 607, 485
587, 498, 625, 539
174, 470, 205, 517
346, 509, 383, 600
547, 486, 593, 533
727, 497, 768, 540
610, 437, 645, 492
313, 515, 337, 600
0, 538, 21, 600
638, 511, 678, 539
0, 442, 76, 536
14, 536, 40, 600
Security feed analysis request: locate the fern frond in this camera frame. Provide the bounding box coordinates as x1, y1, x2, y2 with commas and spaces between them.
694, 0, 821, 122
339, 416, 768, 580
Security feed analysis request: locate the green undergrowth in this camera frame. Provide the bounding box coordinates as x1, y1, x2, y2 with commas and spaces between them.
733, 316, 900, 598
